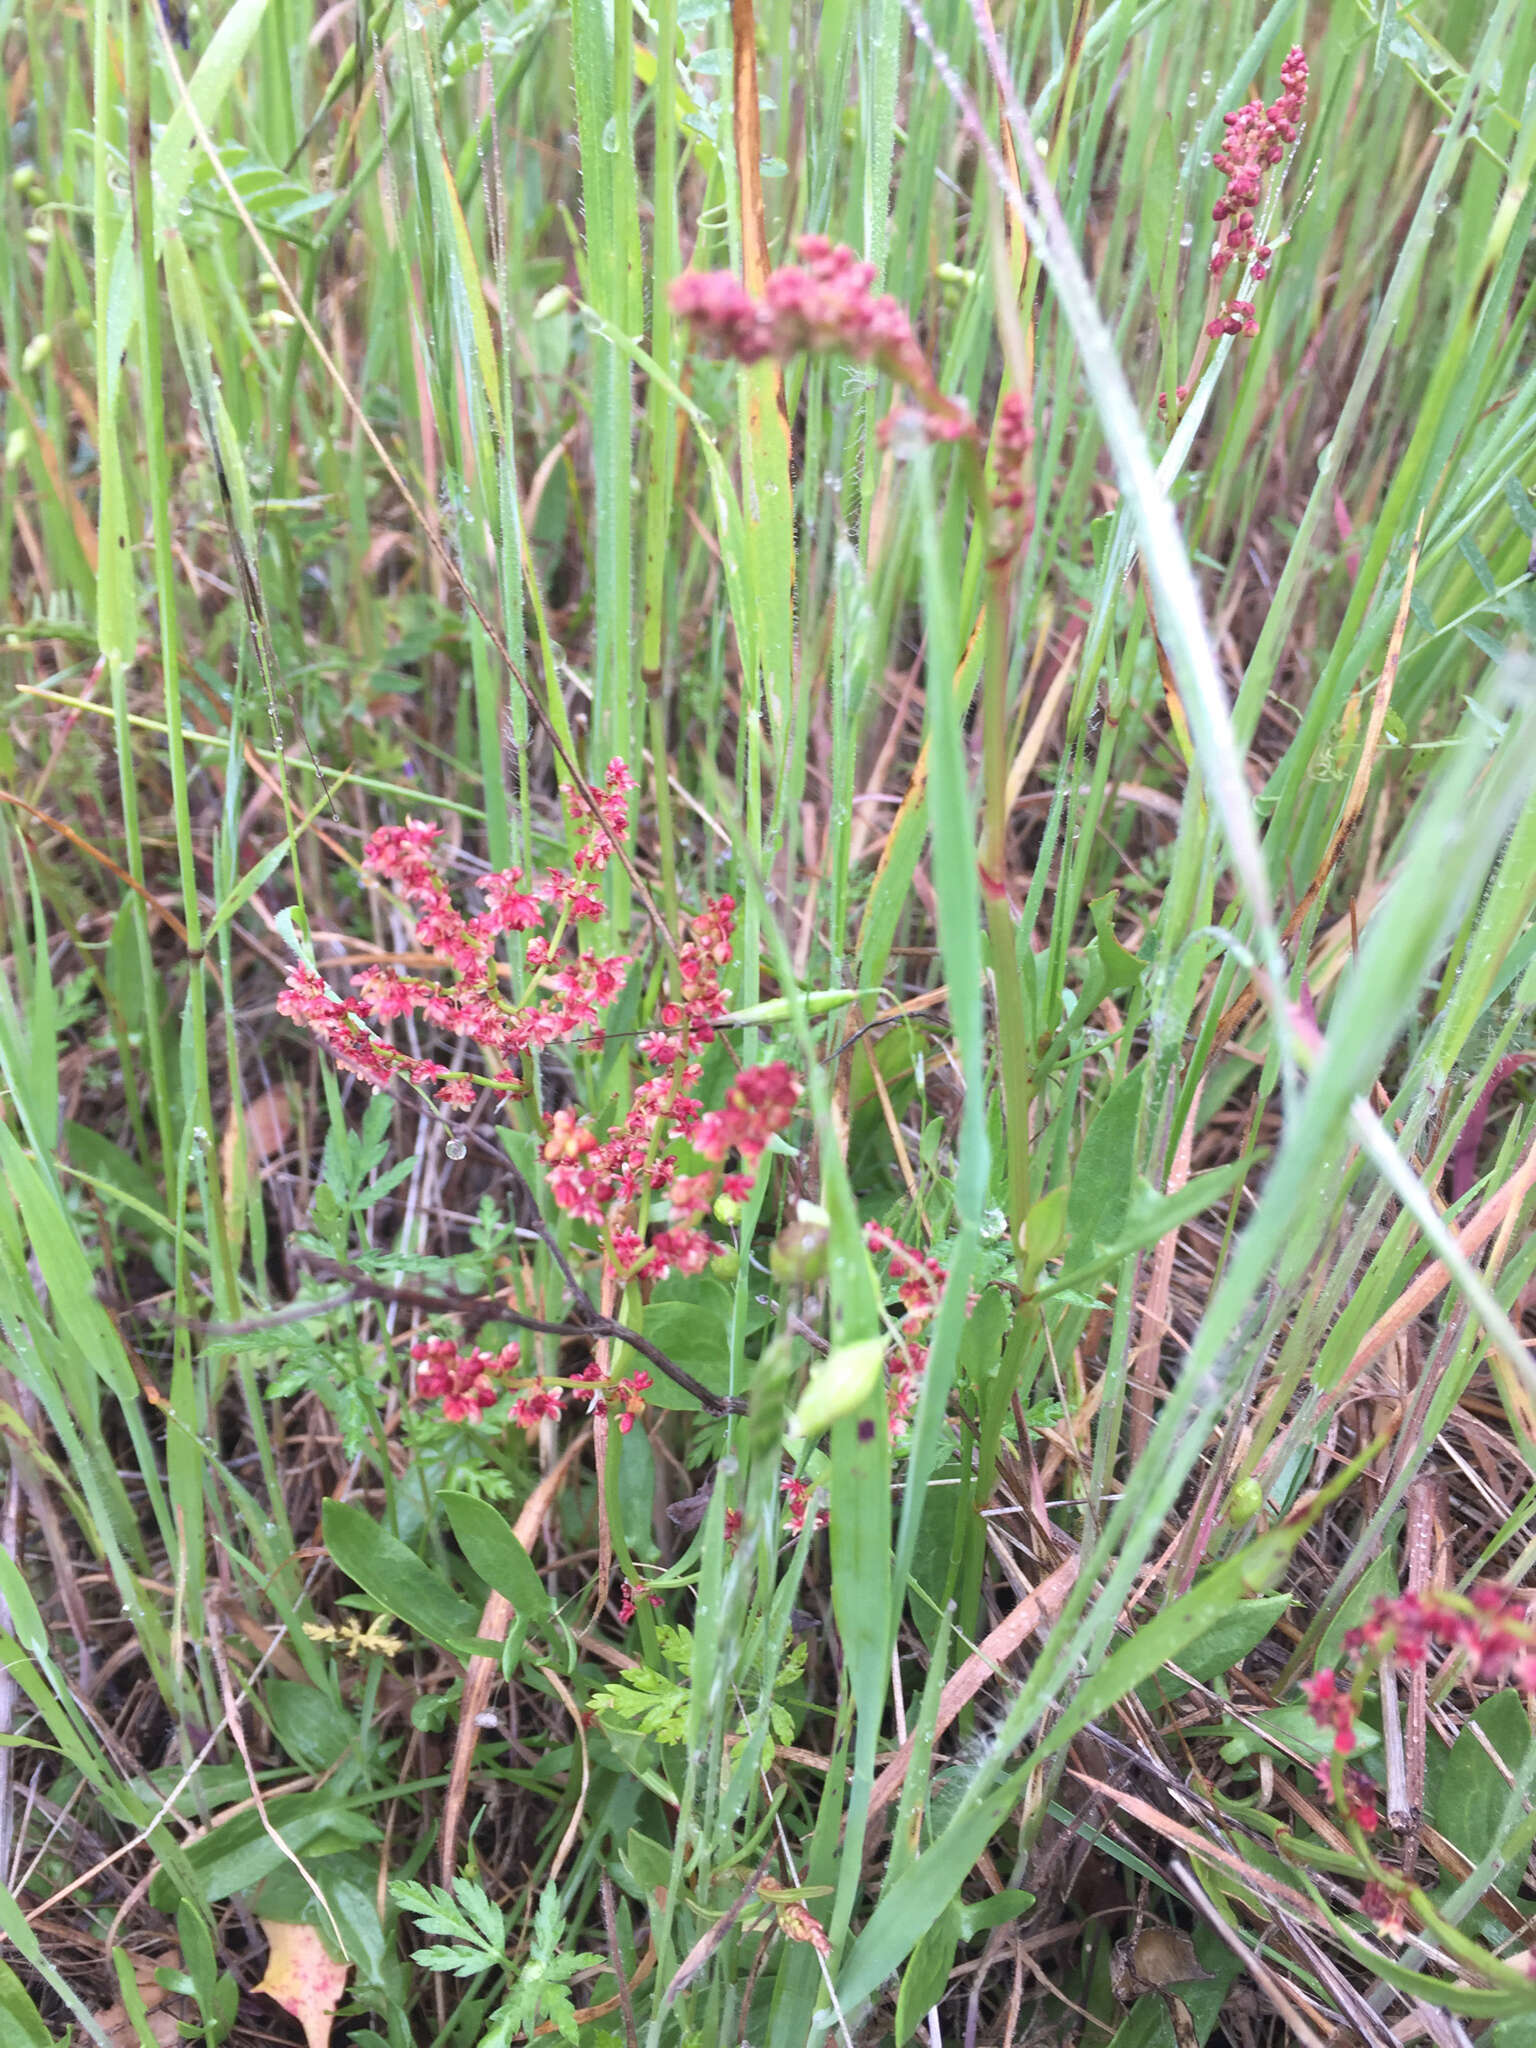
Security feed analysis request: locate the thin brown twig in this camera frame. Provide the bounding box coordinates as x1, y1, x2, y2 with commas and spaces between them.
183, 1254, 747, 1417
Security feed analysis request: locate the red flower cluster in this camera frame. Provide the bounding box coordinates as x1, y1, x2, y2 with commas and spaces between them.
865, 1221, 969, 1443
1305, 1585, 1536, 1824
988, 392, 1034, 565
1340, 1766, 1379, 1834
1346, 1584, 1536, 1686
539, 1055, 796, 1289
782, 1475, 828, 1537
617, 1577, 663, 1626
1301, 1665, 1358, 1754
1205, 45, 1308, 339
277, 762, 641, 1099
279, 776, 808, 1293
576, 1360, 654, 1435
410, 1334, 526, 1423
638, 895, 737, 1064
1359, 1878, 1410, 1940
694, 1062, 803, 1168
672, 235, 972, 444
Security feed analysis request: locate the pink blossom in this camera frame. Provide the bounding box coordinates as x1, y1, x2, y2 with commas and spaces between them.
865, 1221, 953, 1332
645, 1226, 713, 1283
1360, 1880, 1409, 1940
886, 1341, 928, 1443
1301, 1667, 1357, 1756
782, 1476, 828, 1537
1341, 1766, 1379, 1834
510, 1384, 563, 1428
475, 867, 543, 934
363, 819, 445, 907
617, 1577, 662, 1626
410, 1332, 517, 1422
693, 1061, 802, 1166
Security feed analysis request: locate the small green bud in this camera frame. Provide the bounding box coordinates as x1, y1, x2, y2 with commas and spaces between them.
5, 428, 26, 470
710, 1245, 739, 1281
11, 165, 38, 195
713, 1191, 742, 1226
533, 284, 572, 321
24, 224, 51, 247
1225, 1478, 1263, 1527
21, 333, 52, 373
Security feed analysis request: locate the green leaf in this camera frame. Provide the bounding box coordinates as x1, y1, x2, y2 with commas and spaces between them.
619, 1829, 673, 1900
205, 820, 315, 943
0, 1959, 52, 2047
635, 1298, 732, 1412
617, 1423, 657, 1560
440, 1492, 553, 1626
1317, 1549, 1399, 1670
791, 1335, 886, 1439
62, 1124, 173, 1236
1020, 1184, 1069, 1290
1433, 1692, 1532, 1877
1042, 1160, 1249, 1298
1176, 1593, 1290, 1684
264, 1681, 358, 1775
321, 1501, 480, 1651
958, 1890, 1034, 1939
894, 1899, 961, 2043
1088, 893, 1146, 988
149, 1799, 379, 1909
1138, 118, 1180, 382
1066, 1066, 1145, 1247
153, 0, 276, 250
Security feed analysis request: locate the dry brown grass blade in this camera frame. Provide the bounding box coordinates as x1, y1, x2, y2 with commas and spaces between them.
439, 1426, 592, 1884
0, 788, 190, 946
0, 374, 99, 571
866, 1554, 1076, 1823
1001, 628, 1080, 823
662, 1846, 778, 2006
1316, 1130, 1536, 1422
1214, 528, 1422, 1049
1167, 1859, 1333, 2048
531, 1944, 658, 2038
1128, 1076, 1203, 1460
538, 1658, 590, 1885
731, 0, 787, 435
1065, 1771, 1319, 1922
853, 612, 985, 961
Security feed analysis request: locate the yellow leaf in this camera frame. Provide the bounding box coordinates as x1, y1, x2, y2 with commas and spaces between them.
255, 1920, 350, 2048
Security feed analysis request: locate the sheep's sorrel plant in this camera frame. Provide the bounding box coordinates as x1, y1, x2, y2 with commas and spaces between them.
279, 766, 804, 1436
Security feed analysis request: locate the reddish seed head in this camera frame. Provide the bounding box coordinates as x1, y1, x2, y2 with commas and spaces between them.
1203, 45, 1308, 344
1360, 1879, 1409, 1941
672, 239, 969, 444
